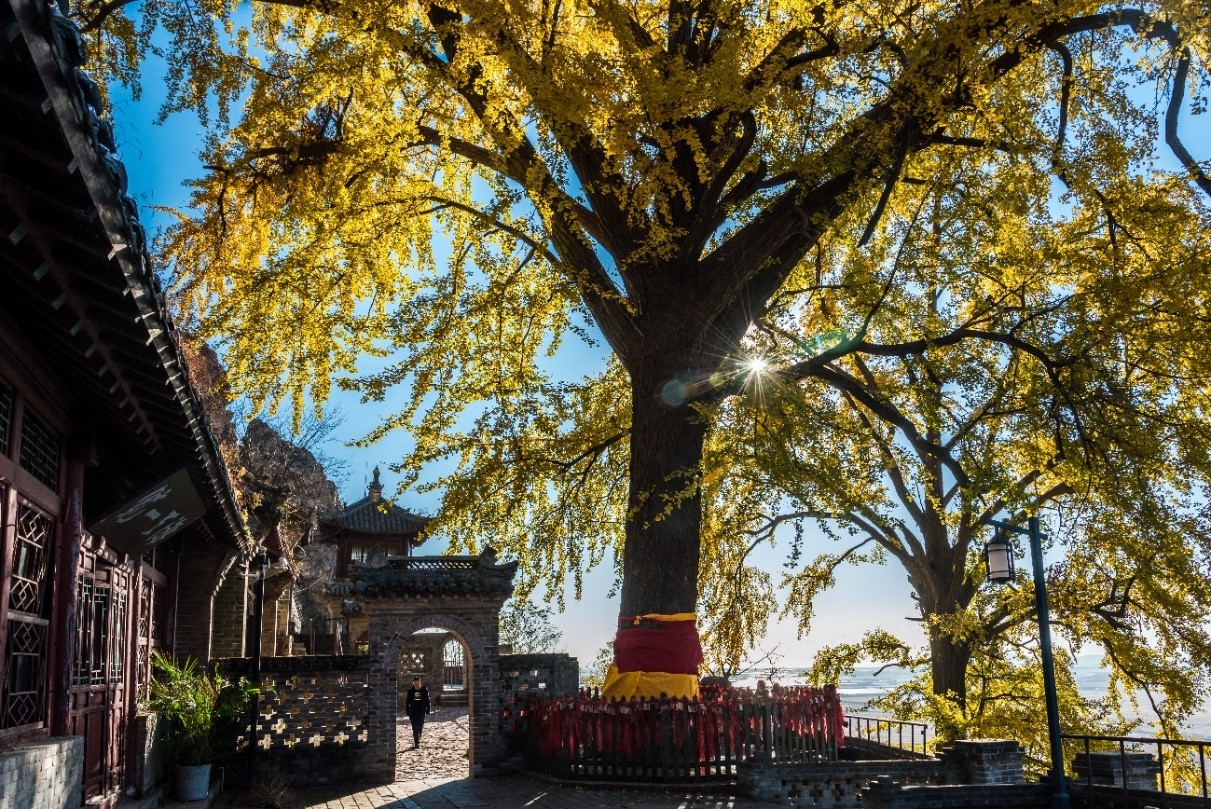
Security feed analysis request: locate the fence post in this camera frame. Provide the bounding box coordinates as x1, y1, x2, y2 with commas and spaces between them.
660, 702, 672, 782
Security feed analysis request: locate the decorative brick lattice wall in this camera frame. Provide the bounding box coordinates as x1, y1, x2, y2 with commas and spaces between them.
498, 653, 580, 764
255, 670, 368, 750
220, 656, 371, 786
0, 737, 83, 809
499, 653, 580, 699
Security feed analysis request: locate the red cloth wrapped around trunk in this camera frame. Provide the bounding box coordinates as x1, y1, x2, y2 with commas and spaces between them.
614, 616, 703, 674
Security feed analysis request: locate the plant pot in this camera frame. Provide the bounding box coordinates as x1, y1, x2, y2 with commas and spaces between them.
174, 762, 213, 801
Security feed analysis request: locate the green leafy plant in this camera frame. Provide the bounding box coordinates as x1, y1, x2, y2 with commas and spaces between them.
147, 651, 256, 766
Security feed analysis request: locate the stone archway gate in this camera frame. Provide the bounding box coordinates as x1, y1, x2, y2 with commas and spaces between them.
354, 549, 517, 781
224, 549, 516, 786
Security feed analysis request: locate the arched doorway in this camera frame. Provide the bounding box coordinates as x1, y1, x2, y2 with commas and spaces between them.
371, 613, 503, 778
349, 550, 517, 781
395, 628, 472, 779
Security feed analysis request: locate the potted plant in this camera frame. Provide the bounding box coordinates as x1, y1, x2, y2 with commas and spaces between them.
147, 651, 255, 800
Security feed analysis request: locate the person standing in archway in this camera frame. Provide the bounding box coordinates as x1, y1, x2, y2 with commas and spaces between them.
405, 676, 431, 748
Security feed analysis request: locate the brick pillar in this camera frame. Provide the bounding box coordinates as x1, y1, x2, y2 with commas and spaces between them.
211, 556, 249, 659
939, 739, 1025, 784
174, 542, 241, 662
737, 758, 788, 802
469, 611, 506, 775
363, 637, 399, 784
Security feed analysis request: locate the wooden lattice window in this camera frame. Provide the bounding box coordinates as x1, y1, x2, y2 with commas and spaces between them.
73, 575, 105, 686
108, 589, 127, 684
18, 409, 59, 490
0, 383, 11, 457
2, 502, 54, 730
73, 566, 128, 687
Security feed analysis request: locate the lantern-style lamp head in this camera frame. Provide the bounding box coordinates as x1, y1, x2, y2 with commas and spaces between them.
985, 532, 1015, 583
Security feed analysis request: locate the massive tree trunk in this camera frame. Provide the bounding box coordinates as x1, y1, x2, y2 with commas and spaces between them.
602, 361, 710, 698
930, 631, 971, 702
620, 381, 707, 617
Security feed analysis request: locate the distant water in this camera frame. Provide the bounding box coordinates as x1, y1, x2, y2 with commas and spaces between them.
732, 659, 1211, 741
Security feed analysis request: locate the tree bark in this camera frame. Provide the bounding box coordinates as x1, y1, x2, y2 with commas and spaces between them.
618, 370, 709, 618
929, 626, 972, 740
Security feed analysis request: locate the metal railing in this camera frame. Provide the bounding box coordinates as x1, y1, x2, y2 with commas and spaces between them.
844, 713, 932, 756
1064, 732, 1211, 808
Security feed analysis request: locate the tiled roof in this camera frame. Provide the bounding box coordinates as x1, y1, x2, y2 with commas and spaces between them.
331, 551, 518, 599
0, 0, 247, 547
338, 495, 431, 536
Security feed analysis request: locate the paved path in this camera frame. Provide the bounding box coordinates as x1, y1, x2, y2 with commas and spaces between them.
299, 778, 768, 809
395, 705, 472, 781
292, 709, 774, 809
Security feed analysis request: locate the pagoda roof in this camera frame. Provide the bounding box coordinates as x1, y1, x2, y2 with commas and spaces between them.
329, 466, 431, 538
338, 495, 431, 537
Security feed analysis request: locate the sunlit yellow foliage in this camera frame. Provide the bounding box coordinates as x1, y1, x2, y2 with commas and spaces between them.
74, 0, 1211, 693
704, 128, 1211, 750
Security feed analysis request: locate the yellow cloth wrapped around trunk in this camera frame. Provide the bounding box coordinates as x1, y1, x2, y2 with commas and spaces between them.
600, 663, 699, 700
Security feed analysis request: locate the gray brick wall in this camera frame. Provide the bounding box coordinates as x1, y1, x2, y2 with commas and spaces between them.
1071, 751, 1160, 790
740, 738, 1029, 806
861, 777, 1048, 809
0, 737, 83, 809
937, 739, 1025, 785
740, 758, 945, 805
175, 542, 245, 662
212, 554, 249, 659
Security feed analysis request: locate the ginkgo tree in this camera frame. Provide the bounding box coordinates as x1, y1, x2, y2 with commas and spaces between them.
695, 142, 1211, 746
76, 0, 1211, 697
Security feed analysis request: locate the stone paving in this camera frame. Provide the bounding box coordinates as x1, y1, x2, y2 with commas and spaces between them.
289, 709, 775, 809
395, 705, 472, 781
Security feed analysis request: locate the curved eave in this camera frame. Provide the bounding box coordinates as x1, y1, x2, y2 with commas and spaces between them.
2, 0, 248, 546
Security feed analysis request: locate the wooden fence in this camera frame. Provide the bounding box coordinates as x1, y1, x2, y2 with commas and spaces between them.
524, 685, 845, 783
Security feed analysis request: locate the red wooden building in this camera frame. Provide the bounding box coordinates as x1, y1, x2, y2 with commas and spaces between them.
1, 0, 252, 805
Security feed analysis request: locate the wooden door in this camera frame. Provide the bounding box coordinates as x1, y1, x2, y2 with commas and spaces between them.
70, 546, 132, 802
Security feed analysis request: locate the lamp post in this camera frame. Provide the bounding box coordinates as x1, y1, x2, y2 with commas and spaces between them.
983, 516, 1070, 809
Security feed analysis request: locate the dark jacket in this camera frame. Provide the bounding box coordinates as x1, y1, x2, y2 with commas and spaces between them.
405, 684, 431, 717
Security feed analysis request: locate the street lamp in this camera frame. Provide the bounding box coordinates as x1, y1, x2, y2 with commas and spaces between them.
983, 516, 1070, 809
984, 533, 1014, 583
